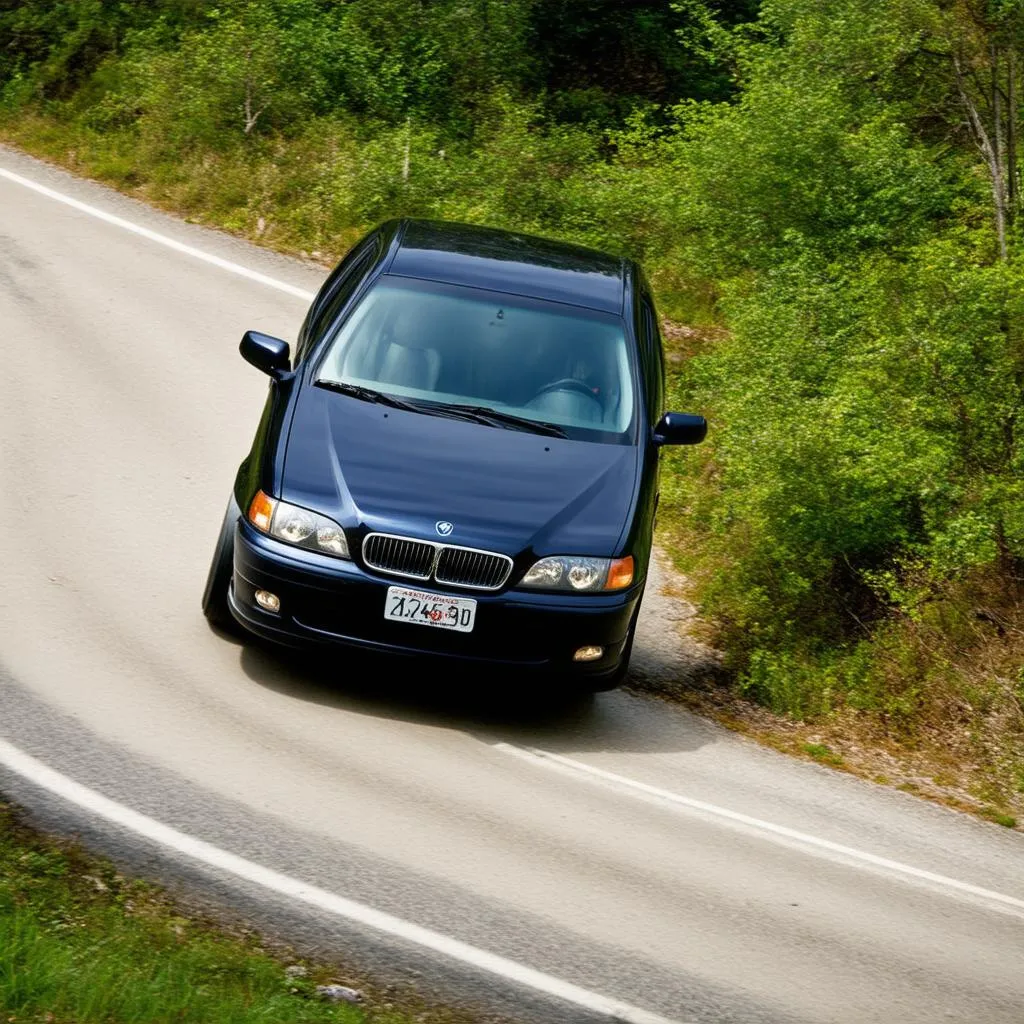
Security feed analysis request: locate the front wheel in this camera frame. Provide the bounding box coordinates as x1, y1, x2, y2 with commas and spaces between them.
201, 494, 242, 634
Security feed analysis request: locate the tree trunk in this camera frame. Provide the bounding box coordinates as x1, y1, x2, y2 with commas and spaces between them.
954, 53, 1009, 260
243, 79, 263, 135
242, 48, 263, 136
1008, 48, 1018, 226
993, 43, 1006, 209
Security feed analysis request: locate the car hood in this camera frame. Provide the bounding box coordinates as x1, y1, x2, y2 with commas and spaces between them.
280, 387, 639, 557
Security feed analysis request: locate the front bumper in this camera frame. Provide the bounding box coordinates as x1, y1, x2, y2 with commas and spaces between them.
229, 521, 640, 677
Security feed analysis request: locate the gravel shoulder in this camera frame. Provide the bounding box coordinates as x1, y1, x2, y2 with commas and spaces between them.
631, 544, 1022, 831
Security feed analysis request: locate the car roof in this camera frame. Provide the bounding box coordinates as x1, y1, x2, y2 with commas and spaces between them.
385, 219, 628, 314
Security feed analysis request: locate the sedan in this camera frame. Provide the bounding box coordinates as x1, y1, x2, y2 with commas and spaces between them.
202, 219, 706, 691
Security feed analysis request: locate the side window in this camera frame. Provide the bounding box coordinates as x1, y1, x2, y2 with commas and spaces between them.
294, 239, 378, 364
639, 295, 665, 422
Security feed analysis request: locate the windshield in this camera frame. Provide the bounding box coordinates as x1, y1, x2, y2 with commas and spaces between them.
316, 276, 636, 442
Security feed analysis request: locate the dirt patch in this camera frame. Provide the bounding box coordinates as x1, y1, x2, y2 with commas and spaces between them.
629, 547, 725, 693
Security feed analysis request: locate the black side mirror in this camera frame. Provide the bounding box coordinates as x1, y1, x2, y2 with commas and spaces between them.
240, 330, 291, 380
653, 412, 707, 446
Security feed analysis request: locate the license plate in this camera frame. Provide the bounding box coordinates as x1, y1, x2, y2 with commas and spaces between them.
384, 586, 477, 633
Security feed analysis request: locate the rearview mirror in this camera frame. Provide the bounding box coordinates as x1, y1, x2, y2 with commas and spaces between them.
240, 330, 290, 380
653, 412, 707, 446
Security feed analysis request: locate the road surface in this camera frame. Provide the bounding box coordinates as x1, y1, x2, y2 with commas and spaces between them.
1, 145, 1022, 1024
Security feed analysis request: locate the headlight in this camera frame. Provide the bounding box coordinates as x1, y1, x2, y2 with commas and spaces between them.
520, 555, 634, 592
247, 490, 350, 559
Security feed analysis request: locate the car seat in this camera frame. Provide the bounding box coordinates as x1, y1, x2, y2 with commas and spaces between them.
377, 342, 441, 391
375, 304, 443, 392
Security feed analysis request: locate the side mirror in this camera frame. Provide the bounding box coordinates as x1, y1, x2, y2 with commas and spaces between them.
653, 412, 707, 446
240, 330, 290, 380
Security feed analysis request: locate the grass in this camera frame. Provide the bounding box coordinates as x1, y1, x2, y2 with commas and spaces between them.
0, 799, 452, 1024
0, 108, 716, 325
801, 743, 844, 768
980, 807, 1019, 829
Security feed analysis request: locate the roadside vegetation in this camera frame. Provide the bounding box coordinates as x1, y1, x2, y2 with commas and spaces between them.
0, 797, 470, 1024
1, 0, 1021, 820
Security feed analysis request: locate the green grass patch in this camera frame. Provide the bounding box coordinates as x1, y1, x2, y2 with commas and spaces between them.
801, 743, 844, 768
980, 807, 1019, 829
0, 800, 422, 1024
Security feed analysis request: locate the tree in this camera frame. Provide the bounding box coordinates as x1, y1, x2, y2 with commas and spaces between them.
938, 1, 1024, 260
136, 0, 332, 147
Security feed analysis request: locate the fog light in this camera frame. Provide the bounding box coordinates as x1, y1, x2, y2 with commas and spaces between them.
573, 645, 604, 662
255, 590, 280, 613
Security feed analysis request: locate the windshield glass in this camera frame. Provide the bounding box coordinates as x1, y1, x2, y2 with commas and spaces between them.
316, 276, 636, 442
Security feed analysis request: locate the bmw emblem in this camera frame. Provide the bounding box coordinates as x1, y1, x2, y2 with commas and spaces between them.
435, 520, 454, 537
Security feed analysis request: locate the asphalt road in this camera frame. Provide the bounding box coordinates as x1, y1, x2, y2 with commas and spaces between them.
1, 145, 1022, 1024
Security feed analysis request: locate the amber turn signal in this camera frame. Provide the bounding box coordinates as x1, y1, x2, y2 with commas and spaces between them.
248, 490, 276, 533
605, 555, 634, 591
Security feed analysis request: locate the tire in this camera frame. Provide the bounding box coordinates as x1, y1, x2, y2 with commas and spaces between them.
202, 494, 242, 634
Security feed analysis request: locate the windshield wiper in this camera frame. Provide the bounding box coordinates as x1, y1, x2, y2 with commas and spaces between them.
315, 382, 569, 438
315, 379, 423, 413
431, 403, 568, 439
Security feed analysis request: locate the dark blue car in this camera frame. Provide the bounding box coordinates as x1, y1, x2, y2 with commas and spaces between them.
202, 219, 706, 690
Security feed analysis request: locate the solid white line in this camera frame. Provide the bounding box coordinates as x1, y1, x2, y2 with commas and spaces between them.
0, 739, 686, 1024
0, 166, 316, 302
494, 743, 1024, 918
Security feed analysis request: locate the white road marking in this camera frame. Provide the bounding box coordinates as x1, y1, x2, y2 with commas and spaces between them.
494, 743, 1024, 918
0, 739, 686, 1024
0, 166, 316, 302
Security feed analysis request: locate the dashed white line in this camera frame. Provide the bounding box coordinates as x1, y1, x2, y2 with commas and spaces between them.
493, 743, 1024, 919
0, 739, 687, 1024
0, 166, 316, 301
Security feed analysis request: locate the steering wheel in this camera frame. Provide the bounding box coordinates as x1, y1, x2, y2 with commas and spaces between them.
528, 377, 600, 403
